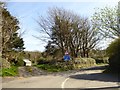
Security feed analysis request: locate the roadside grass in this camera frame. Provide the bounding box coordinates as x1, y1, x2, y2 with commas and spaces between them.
1, 66, 18, 77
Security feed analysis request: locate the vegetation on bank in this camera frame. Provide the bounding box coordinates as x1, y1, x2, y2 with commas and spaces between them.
35, 57, 96, 72
36, 64, 69, 72
105, 38, 120, 73
1, 66, 18, 77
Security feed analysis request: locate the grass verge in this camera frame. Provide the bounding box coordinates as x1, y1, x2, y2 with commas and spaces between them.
1, 66, 18, 77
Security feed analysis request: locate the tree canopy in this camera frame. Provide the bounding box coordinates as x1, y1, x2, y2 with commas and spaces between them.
1, 3, 25, 60
92, 6, 120, 39
37, 7, 100, 58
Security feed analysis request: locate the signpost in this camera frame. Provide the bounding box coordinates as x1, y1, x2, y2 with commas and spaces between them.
63, 51, 70, 61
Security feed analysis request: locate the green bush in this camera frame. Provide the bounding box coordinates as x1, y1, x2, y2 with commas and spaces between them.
37, 57, 49, 64
74, 58, 96, 68
36, 58, 96, 72
2, 66, 18, 77
15, 57, 24, 66
106, 38, 120, 57
36, 63, 72, 72
106, 38, 120, 72
95, 57, 109, 64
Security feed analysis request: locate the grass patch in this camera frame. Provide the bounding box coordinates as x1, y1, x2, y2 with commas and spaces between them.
1, 66, 18, 77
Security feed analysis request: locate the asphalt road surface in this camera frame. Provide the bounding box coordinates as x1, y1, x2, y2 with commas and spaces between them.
2, 66, 120, 90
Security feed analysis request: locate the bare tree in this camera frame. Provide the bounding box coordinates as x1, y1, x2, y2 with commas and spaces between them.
36, 7, 100, 58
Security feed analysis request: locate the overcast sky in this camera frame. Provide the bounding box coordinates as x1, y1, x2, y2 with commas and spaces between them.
7, 1, 118, 52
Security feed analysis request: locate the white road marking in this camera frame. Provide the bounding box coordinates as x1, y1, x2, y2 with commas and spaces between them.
61, 78, 69, 88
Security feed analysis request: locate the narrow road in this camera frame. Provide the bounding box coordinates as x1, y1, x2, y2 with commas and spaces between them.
2, 66, 120, 90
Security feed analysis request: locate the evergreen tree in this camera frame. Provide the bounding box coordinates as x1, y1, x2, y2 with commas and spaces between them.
1, 3, 25, 60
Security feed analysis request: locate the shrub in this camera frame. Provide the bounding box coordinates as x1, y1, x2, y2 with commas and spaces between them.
36, 64, 60, 72
74, 58, 96, 69
36, 58, 96, 72
37, 57, 49, 64
36, 62, 74, 72
15, 57, 24, 66
95, 57, 109, 64
106, 38, 120, 72
106, 38, 120, 57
